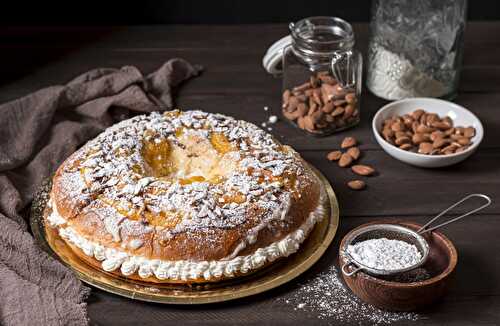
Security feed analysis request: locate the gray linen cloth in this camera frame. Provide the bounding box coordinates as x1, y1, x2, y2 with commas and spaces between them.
0, 59, 202, 326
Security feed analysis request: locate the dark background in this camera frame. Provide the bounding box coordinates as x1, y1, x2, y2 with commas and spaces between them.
1, 0, 500, 25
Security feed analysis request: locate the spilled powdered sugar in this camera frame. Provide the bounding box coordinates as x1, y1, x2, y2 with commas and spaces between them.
280, 264, 419, 324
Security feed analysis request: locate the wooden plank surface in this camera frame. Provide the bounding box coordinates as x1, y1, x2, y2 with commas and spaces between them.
1, 23, 499, 325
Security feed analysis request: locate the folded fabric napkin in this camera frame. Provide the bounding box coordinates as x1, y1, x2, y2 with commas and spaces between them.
0, 59, 202, 326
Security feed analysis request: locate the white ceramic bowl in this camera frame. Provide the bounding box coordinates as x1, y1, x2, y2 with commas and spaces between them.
372, 98, 484, 168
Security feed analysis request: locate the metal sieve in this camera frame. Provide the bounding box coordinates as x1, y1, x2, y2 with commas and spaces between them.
341, 194, 491, 277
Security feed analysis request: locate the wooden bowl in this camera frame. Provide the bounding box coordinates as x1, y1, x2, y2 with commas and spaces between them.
339, 221, 457, 311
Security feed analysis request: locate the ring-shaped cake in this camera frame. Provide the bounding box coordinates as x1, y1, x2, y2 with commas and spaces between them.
46, 110, 326, 283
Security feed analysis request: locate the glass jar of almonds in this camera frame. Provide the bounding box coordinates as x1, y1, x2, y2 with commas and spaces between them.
278, 17, 363, 136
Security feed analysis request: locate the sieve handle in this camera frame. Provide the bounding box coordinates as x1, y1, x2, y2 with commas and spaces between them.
341, 261, 363, 277
417, 194, 492, 234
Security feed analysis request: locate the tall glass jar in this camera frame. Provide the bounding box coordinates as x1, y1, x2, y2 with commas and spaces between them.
280, 17, 362, 136
367, 0, 467, 100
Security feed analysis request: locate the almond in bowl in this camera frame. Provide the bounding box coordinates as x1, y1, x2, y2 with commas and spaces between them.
372, 98, 483, 168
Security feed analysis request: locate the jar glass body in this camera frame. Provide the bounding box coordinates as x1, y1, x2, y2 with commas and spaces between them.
367, 0, 467, 100
281, 17, 362, 136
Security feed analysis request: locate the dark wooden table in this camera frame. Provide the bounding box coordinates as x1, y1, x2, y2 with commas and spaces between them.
1, 23, 499, 325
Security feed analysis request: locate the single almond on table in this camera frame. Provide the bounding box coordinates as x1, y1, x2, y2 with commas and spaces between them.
338, 153, 353, 167
346, 147, 360, 160
351, 164, 375, 176
347, 180, 366, 190
327, 150, 342, 161
341, 136, 357, 148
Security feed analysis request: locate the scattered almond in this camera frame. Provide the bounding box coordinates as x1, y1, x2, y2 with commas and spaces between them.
338, 153, 353, 167
341, 137, 357, 149
326, 138, 378, 191
351, 165, 375, 176
347, 180, 366, 191
346, 147, 360, 160
327, 150, 342, 161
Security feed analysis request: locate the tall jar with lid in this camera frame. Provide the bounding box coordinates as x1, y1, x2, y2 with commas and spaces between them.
366, 0, 467, 100
280, 17, 362, 136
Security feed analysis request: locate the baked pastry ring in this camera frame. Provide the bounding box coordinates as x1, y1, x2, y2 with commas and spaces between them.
46, 110, 326, 283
